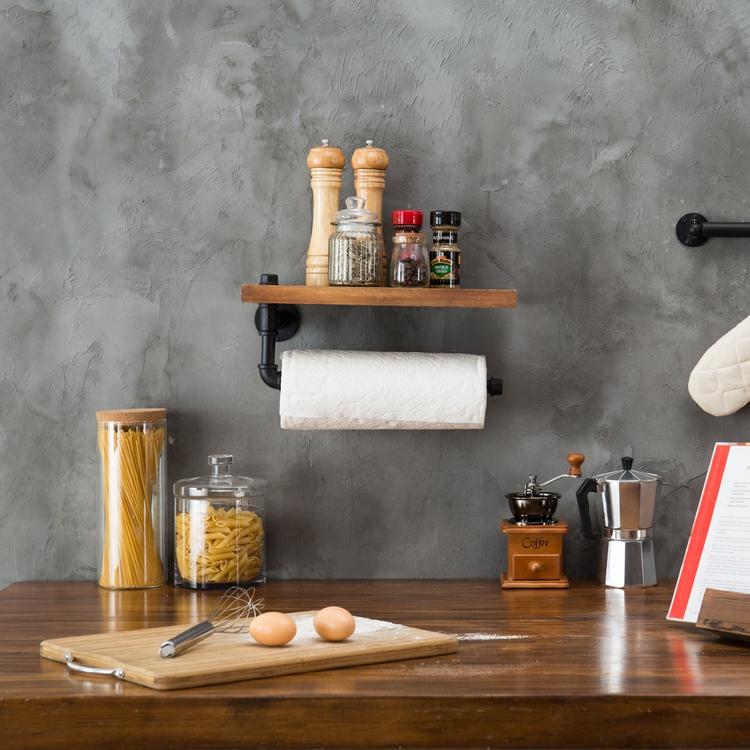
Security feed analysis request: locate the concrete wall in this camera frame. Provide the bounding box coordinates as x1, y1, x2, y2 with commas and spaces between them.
2, 0, 749, 587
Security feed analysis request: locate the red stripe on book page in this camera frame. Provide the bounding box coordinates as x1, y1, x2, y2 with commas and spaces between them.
668, 443, 731, 620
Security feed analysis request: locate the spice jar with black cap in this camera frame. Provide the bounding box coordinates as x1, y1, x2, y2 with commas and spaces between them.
429, 210, 461, 287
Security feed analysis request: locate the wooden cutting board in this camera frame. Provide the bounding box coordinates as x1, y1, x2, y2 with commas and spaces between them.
40, 611, 458, 690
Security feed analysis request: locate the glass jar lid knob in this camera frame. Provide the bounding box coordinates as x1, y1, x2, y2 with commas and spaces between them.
333, 196, 379, 225
209, 454, 233, 476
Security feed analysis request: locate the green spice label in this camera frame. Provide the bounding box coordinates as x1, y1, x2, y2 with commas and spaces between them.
429, 249, 460, 285
432, 261, 452, 278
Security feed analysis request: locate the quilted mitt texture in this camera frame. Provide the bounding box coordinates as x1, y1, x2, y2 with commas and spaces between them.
688, 315, 750, 416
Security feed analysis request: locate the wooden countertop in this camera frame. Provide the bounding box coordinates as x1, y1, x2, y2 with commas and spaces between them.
2, 580, 750, 749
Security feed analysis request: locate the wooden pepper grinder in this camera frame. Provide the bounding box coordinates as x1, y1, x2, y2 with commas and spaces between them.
352, 139, 389, 282
305, 138, 346, 287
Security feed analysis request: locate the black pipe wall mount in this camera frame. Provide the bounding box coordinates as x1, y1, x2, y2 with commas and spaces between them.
255, 274, 300, 390
676, 213, 750, 247
253, 274, 504, 396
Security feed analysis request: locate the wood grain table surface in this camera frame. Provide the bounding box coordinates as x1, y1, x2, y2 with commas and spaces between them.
1, 579, 750, 749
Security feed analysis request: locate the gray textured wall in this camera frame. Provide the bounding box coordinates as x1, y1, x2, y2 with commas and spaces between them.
2, 0, 749, 588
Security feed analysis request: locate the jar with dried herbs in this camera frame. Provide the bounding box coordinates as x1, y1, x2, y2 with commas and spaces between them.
328, 196, 384, 286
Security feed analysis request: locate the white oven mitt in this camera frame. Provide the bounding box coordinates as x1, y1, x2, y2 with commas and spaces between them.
688, 315, 750, 416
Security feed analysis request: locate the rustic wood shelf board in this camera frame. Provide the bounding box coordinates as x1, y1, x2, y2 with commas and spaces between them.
4, 580, 750, 749
241, 284, 518, 308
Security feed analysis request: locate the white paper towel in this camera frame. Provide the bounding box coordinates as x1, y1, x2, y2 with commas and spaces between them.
279, 350, 487, 430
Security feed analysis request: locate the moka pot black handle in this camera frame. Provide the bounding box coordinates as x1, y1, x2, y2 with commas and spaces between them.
576, 478, 600, 539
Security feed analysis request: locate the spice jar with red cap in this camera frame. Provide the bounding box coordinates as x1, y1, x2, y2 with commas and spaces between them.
390, 209, 429, 287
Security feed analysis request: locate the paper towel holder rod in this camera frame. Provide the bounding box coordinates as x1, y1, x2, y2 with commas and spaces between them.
253, 274, 503, 396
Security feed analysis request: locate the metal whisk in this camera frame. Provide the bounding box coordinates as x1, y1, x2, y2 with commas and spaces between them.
160, 586, 263, 658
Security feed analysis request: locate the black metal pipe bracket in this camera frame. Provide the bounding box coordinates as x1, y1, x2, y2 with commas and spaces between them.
254, 274, 300, 390
252, 273, 503, 397
676, 213, 750, 247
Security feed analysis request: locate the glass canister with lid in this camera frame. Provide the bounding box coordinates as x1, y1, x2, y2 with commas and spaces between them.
328, 196, 385, 286
173, 455, 266, 589
96, 408, 168, 590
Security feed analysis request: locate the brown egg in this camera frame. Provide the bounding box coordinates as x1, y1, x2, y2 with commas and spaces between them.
313, 606, 356, 642
249, 612, 297, 646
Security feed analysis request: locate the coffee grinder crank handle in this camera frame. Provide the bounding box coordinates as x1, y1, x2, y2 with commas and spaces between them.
533, 453, 586, 489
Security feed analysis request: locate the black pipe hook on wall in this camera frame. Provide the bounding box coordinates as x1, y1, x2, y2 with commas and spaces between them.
253, 274, 503, 396
676, 213, 750, 247
254, 274, 300, 390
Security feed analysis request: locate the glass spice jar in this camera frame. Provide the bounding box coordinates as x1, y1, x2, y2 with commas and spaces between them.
430, 210, 462, 287
173, 454, 266, 589
390, 210, 429, 287
328, 196, 384, 286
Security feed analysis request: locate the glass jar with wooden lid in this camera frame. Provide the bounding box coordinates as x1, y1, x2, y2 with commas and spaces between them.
96, 408, 168, 589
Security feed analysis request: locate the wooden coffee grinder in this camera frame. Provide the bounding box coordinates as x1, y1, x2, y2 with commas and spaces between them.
501, 453, 585, 589
305, 138, 346, 287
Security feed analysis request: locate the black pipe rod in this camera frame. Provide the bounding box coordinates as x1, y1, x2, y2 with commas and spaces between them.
257, 275, 282, 390
258, 363, 281, 390
677, 212, 750, 246
487, 377, 503, 396
700, 222, 750, 238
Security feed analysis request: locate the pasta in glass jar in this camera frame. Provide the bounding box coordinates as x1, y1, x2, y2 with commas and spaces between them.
97, 408, 168, 589
173, 455, 266, 589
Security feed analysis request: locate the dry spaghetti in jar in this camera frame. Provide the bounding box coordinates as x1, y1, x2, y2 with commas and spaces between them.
173, 454, 266, 589
97, 408, 168, 590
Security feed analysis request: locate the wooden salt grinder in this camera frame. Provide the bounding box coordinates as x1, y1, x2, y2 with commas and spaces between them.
352, 139, 389, 236
305, 139, 346, 287
352, 139, 389, 281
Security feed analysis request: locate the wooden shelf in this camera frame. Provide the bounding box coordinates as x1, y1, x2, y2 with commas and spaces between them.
241, 284, 517, 308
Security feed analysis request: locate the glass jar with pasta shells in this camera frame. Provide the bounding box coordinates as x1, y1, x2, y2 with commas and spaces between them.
173, 455, 266, 589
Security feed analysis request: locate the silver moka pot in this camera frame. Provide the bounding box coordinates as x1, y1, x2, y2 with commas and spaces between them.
576, 457, 660, 588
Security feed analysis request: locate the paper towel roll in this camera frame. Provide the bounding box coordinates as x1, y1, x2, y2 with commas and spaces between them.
279, 350, 487, 430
